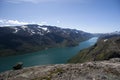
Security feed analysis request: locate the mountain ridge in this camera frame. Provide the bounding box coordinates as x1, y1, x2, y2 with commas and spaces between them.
68, 34, 120, 63
0, 24, 93, 56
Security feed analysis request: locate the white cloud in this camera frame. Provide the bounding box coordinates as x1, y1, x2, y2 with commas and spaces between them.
0, 19, 49, 26
7, 20, 28, 25
0, 19, 29, 25
0, 20, 4, 23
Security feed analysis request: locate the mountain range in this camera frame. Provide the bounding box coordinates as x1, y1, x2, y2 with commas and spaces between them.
0, 24, 93, 56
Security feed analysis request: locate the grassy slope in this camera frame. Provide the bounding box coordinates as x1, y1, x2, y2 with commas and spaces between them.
68, 36, 120, 63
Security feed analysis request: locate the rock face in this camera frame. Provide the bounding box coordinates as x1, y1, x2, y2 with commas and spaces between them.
68, 35, 120, 63
13, 62, 23, 70
0, 24, 92, 56
0, 58, 120, 80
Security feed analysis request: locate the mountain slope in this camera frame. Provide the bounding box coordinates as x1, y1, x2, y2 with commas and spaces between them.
68, 35, 120, 63
0, 24, 93, 56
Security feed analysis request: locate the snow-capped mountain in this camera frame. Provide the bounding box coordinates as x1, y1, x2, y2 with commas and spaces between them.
9, 24, 50, 35
0, 24, 93, 56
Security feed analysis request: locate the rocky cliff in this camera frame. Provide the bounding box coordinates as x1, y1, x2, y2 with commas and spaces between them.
0, 58, 120, 80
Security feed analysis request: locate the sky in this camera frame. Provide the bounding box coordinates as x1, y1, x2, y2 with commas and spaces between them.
0, 0, 120, 33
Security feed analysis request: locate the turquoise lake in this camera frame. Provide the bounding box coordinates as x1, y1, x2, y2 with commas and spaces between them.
0, 37, 98, 72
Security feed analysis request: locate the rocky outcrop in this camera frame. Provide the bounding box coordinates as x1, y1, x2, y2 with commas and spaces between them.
13, 62, 23, 70
0, 58, 120, 80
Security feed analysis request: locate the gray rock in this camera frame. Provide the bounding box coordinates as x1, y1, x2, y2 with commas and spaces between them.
13, 62, 23, 70
110, 58, 120, 63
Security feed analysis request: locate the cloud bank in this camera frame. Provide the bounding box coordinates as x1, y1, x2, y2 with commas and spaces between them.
0, 19, 62, 26
0, 19, 50, 26
0, 19, 29, 26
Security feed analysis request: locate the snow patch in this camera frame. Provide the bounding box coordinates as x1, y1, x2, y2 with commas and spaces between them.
37, 26, 41, 29
14, 28, 18, 33
31, 30, 35, 34
29, 30, 35, 35
21, 25, 28, 30
47, 30, 50, 33
41, 27, 47, 31
12, 27, 20, 33
37, 32, 44, 35
26, 28, 36, 35
37, 26, 48, 31
104, 39, 108, 42
37, 28, 41, 32
75, 31, 79, 33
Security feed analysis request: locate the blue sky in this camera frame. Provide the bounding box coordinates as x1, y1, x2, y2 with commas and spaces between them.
0, 0, 120, 33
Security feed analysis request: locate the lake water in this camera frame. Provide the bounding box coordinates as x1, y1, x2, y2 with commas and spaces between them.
0, 37, 98, 72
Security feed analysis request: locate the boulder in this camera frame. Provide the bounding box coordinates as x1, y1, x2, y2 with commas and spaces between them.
13, 62, 23, 70
110, 58, 120, 63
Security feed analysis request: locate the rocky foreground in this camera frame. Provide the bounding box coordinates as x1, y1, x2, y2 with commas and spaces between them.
0, 58, 120, 80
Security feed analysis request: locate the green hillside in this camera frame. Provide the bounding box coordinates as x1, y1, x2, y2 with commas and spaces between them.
68, 36, 120, 63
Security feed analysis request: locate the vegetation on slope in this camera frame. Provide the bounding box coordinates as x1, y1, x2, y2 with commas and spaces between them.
68, 35, 120, 63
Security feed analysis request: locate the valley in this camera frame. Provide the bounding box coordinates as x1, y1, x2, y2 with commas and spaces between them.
0, 24, 93, 56
0, 37, 98, 72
